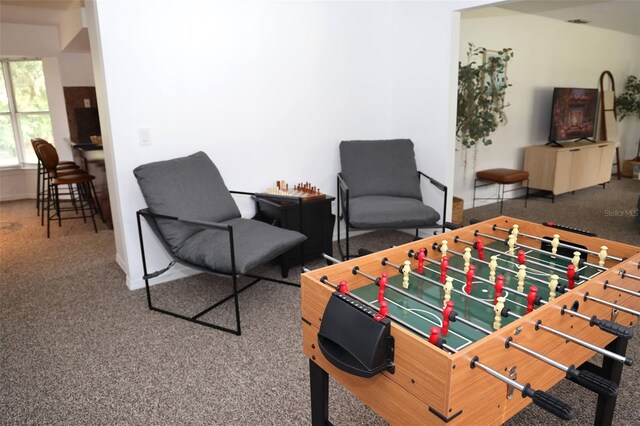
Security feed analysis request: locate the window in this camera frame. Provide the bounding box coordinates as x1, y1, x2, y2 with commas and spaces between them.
0, 59, 54, 167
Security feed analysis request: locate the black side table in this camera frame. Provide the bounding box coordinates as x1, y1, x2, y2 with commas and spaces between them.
254, 195, 335, 277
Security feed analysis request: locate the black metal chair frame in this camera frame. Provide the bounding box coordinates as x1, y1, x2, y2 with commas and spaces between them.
336, 171, 447, 260
136, 191, 305, 336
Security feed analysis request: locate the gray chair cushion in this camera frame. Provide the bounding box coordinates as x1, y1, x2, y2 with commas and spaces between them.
340, 139, 422, 200
133, 151, 241, 252
348, 196, 440, 229
175, 218, 307, 274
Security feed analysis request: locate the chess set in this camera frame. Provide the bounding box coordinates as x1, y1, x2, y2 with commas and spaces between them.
264, 180, 326, 201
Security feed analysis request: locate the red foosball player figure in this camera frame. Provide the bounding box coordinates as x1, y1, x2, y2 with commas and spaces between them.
441, 300, 455, 336
475, 238, 485, 261
374, 300, 389, 322
566, 264, 576, 290
465, 264, 475, 294
428, 326, 441, 346
338, 280, 348, 294
440, 256, 449, 284
526, 286, 538, 314
378, 273, 388, 304
417, 248, 426, 274
494, 275, 505, 304
517, 250, 526, 265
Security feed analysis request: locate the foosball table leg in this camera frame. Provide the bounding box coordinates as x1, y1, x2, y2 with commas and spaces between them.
580, 336, 629, 426
310, 359, 332, 426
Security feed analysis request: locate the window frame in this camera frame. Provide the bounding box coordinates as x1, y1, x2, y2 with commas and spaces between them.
0, 58, 53, 168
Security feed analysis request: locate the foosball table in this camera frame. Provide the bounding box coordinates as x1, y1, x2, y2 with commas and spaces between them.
300, 216, 640, 425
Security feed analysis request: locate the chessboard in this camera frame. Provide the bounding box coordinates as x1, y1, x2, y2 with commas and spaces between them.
263, 180, 326, 201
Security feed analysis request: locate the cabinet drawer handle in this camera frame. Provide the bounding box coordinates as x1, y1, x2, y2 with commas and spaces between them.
570, 149, 580, 152
598, 145, 607, 148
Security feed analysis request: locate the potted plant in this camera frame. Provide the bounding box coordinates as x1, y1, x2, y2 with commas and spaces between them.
456, 43, 513, 148
616, 75, 640, 176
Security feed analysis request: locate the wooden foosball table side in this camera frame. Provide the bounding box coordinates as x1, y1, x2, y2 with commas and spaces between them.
300, 216, 640, 425
301, 248, 456, 425
446, 254, 640, 425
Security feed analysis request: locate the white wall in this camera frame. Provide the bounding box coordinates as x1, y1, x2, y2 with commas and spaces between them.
454, 7, 640, 205
58, 53, 95, 86
86, 0, 496, 290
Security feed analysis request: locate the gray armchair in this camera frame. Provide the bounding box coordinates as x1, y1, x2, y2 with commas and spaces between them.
337, 139, 447, 259
134, 151, 306, 335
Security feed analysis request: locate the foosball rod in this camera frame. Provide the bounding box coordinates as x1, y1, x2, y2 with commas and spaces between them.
604, 279, 640, 298
382, 258, 524, 321
422, 254, 545, 305
442, 247, 564, 289
475, 230, 607, 272
619, 268, 640, 282
535, 320, 633, 365
492, 224, 624, 262
351, 265, 493, 335
454, 236, 572, 277
470, 356, 575, 421
383, 258, 634, 364
581, 291, 640, 317
440, 247, 639, 318
430, 245, 634, 338
504, 337, 619, 397
560, 302, 634, 339
313, 264, 458, 353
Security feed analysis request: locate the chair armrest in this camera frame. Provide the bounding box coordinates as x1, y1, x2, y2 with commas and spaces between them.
337, 173, 349, 195
418, 171, 447, 193
230, 190, 256, 197
137, 208, 231, 232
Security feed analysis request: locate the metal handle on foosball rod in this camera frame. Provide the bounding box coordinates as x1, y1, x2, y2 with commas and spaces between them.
560, 304, 634, 339
352, 265, 493, 336
454, 236, 571, 277
535, 320, 633, 365
470, 356, 575, 420
491, 224, 624, 262
318, 268, 458, 354
603, 279, 640, 298
505, 337, 618, 397
582, 292, 640, 317
383, 258, 522, 322
475, 231, 607, 272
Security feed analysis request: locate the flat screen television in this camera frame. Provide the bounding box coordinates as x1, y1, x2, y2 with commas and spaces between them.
548, 87, 598, 146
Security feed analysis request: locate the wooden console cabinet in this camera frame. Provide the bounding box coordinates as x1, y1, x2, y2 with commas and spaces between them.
524, 141, 615, 196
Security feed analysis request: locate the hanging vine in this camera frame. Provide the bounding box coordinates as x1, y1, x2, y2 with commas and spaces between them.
456, 43, 513, 148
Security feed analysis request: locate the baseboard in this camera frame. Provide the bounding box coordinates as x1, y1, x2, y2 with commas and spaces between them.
0, 194, 36, 202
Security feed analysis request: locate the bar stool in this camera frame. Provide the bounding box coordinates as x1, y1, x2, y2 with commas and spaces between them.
37, 142, 100, 238
31, 138, 83, 217
473, 168, 529, 214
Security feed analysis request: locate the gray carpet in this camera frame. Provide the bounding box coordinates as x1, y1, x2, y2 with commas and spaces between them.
1, 178, 639, 425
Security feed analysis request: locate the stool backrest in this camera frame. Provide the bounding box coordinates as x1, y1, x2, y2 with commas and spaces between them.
36, 142, 60, 176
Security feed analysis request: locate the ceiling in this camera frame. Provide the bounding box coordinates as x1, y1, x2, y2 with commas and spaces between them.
1, 0, 80, 10
497, 0, 640, 36
0, 0, 638, 36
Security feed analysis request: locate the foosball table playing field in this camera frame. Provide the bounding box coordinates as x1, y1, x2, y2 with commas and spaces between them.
300, 216, 640, 425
